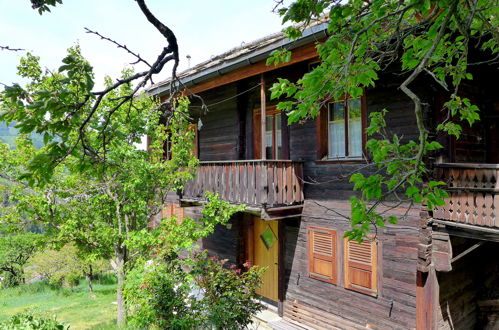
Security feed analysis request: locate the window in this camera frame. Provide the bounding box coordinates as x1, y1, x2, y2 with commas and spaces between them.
344, 238, 378, 296
253, 107, 288, 159
162, 123, 198, 160
265, 112, 282, 159
308, 227, 337, 284
317, 96, 366, 161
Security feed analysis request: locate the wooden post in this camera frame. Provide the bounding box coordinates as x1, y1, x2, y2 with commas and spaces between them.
260, 74, 269, 205
260, 74, 266, 160
416, 268, 438, 330
278, 220, 285, 316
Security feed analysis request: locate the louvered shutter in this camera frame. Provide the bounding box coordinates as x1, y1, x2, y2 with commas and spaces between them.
162, 203, 184, 221
172, 204, 184, 221
344, 238, 377, 296
308, 227, 337, 284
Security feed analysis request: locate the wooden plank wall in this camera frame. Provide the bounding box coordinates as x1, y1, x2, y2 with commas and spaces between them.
284, 211, 420, 329
183, 205, 241, 266
195, 85, 240, 161
279, 79, 428, 328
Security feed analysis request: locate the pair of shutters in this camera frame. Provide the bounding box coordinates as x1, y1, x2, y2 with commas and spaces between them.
308, 227, 377, 296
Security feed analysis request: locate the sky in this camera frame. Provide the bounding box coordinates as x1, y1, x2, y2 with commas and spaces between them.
0, 0, 287, 88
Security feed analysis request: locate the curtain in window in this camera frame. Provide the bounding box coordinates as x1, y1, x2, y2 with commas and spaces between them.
348, 99, 362, 157
329, 122, 345, 157
329, 102, 346, 158
348, 119, 362, 156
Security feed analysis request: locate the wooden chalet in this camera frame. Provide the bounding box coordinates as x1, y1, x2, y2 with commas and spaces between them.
148, 23, 499, 329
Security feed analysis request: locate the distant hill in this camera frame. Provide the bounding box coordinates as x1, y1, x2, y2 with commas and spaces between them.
0, 121, 44, 149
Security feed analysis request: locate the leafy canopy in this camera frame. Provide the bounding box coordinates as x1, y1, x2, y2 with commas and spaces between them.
270, 0, 497, 240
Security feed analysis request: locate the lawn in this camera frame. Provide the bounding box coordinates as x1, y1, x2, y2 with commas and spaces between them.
0, 279, 117, 329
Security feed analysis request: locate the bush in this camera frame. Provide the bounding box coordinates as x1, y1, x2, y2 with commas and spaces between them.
195, 255, 265, 329
125, 258, 203, 329
125, 251, 265, 329
0, 311, 68, 330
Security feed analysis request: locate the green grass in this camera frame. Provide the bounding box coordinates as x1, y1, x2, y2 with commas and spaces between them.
0, 279, 118, 329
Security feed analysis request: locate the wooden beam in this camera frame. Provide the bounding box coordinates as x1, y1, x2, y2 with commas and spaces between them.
432, 219, 499, 242
451, 242, 485, 263
186, 42, 320, 95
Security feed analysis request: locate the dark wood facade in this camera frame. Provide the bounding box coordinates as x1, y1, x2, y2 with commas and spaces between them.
151, 27, 499, 329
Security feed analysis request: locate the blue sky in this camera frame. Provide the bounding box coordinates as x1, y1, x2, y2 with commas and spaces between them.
0, 0, 286, 87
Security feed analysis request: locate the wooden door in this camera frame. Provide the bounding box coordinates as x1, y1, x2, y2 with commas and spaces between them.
253, 217, 279, 302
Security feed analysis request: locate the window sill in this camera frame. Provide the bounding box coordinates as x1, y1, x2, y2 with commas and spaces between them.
315, 157, 368, 165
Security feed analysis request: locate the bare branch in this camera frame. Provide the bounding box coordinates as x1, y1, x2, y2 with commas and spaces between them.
0, 45, 24, 51
84, 28, 152, 68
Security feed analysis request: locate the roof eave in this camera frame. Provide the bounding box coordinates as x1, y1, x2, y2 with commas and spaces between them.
147, 23, 328, 97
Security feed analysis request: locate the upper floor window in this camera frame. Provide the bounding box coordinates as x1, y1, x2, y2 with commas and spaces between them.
316, 96, 366, 161
265, 112, 282, 159
328, 98, 363, 158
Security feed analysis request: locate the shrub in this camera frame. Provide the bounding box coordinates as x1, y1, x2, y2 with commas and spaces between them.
0, 311, 68, 330
195, 255, 265, 329
125, 251, 265, 329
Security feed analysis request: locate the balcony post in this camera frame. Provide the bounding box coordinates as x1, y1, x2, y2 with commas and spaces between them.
260, 74, 266, 160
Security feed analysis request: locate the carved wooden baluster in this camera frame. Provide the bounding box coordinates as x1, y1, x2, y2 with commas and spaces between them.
476, 192, 484, 226
484, 194, 493, 227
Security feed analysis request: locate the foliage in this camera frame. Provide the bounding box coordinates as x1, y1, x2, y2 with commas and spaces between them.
124, 252, 264, 330
27, 245, 110, 288
0, 48, 199, 325
125, 195, 258, 329
270, 0, 497, 240
0, 232, 43, 287
30, 0, 63, 14
195, 254, 265, 329
0, 311, 68, 330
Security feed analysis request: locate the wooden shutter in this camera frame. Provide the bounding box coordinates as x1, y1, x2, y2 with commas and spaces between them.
162, 203, 184, 221
308, 227, 337, 284
344, 238, 378, 296
172, 204, 184, 221
253, 111, 261, 159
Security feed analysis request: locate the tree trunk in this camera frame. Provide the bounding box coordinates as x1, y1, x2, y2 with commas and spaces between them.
114, 245, 126, 328
86, 265, 93, 292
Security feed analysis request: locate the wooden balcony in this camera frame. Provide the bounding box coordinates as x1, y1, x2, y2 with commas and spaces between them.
181, 160, 304, 219
433, 163, 499, 231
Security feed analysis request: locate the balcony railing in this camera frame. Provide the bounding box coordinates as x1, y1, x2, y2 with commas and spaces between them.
433, 163, 499, 229
182, 160, 304, 208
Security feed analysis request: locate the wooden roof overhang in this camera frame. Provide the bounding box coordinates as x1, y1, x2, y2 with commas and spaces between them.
148, 23, 328, 98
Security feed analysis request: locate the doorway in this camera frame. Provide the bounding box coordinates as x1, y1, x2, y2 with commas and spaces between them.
249, 216, 279, 302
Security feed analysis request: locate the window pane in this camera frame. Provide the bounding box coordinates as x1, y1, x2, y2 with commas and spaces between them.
328, 102, 345, 158
348, 99, 362, 157
275, 113, 282, 159
265, 115, 273, 159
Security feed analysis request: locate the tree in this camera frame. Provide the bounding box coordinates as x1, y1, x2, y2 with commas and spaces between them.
0, 232, 42, 287
0, 46, 196, 322
1, 0, 182, 185
27, 244, 111, 291
0, 47, 248, 326
270, 0, 497, 240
